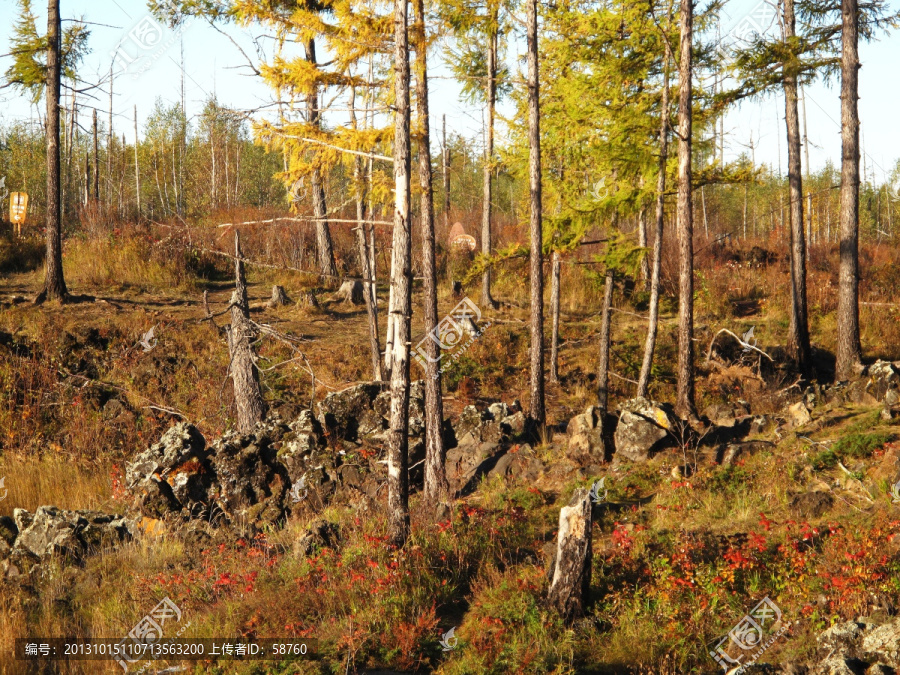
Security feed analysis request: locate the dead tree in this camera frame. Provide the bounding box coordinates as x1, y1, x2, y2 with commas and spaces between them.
387, 0, 413, 547
548, 488, 592, 623
227, 233, 266, 433
597, 269, 614, 412
550, 250, 561, 383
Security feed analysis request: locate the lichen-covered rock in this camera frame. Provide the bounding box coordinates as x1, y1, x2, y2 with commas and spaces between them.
866, 360, 900, 403
566, 406, 606, 464
125, 422, 210, 512
11, 506, 133, 561
613, 397, 674, 463
207, 421, 292, 526
317, 382, 387, 440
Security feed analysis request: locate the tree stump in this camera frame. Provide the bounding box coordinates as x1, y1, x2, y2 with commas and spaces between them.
266, 285, 291, 308
336, 280, 365, 305
451, 280, 463, 298
296, 290, 319, 310
547, 488, 592, 623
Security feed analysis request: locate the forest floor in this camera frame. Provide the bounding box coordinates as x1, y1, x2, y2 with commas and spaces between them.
1, 228, 900, 674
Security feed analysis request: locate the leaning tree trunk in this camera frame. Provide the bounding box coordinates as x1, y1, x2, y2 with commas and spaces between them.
638, 203, 650, 288
637, 50, 670, 399
228, 233, 266, 433
547, 488, 592, 623
783, 0, 812, 376
304, 39, 338, 282
349, 84, 383, 382
836, 0, 863, 380
526, 0, 545, 430
481, 22, 499, 310
597, 269, 614, 412
36, 0, 67, 304
675, 0, 697, 420
387, 0, 413, 547
550, 251, 561, 383
414, 0, 450, 506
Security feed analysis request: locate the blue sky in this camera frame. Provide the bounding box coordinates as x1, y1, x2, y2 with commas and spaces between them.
0, 0, 897, 182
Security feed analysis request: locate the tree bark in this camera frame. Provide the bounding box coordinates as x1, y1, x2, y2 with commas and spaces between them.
443, 114, 450, 231
36, 0, 67, 304
228, 233, 266, 434
783, 0, 812, 376
550, 251, 560, 383
481, 19, 499, 310
547, 488, 592, 623
92, 108, 99, 204
836, 0, 863, 380
675, 0, 696, 420
387, 0, 412, 547
597, 269, 614, 412
637, 50, 670, 399
413, 0, 450, 507
526, 0, 545, 429
304, 39, 339, 282
134, 105, 141, 219
638, 203, 650, 288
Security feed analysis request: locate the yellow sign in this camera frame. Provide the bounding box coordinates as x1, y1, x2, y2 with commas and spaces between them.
10, 192, 27, 236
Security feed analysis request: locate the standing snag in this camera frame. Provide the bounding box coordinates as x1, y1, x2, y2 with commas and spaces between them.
548, 488, 593, 622
227, 233, 266, 434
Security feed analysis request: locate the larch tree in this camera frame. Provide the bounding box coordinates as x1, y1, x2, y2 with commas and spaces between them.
413, 0, 450, 506
674, 0, 696, 419
4, 0, 89, 304
836, 0, 863, 380
526, 0, 545, 429
439, 0, 512, 310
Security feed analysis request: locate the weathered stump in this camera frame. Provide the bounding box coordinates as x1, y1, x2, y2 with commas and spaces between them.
451, 280, 463, 298
336, 280, 365, 305
266, 285, 291, 308
296, 290, 319, 310
547, 488, 592, 623
227, 233, 266, 433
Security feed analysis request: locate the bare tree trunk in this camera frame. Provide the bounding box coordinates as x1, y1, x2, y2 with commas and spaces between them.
481, 23, 499, 310
547, 488, 592, 623
35, 0, 67, 304
836, 0, 863, 380
228, 233, 266, 433
92, 108, 99, 203
526, 0, 545, 429
304, 39, 338, 282
413, 0, 450, 507
443, 114, 450, 231
387, 0, 412, 547
783, 0, 811, 376
597, 269, 614, 412
675, 0, 696, 420
550, 251, 561, 383
637, 51, 671, 399
134, 105, 141, 219
638, 202, 650, 287
348, 85, 383, 382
